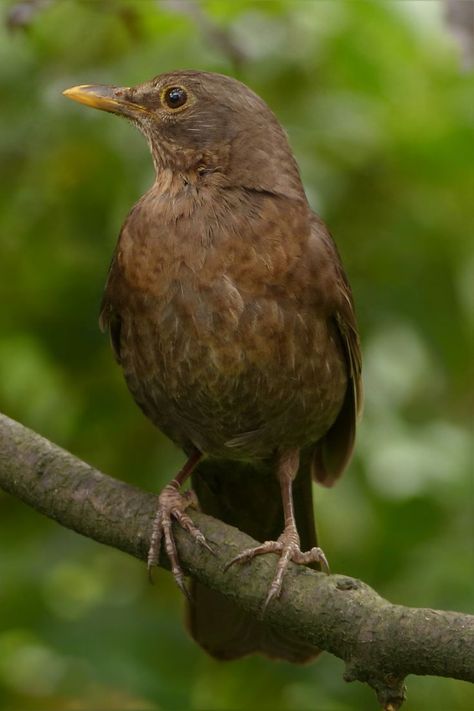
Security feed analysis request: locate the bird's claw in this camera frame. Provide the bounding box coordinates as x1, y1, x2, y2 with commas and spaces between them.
226, 527, 329, 613
147, 484, 212, 594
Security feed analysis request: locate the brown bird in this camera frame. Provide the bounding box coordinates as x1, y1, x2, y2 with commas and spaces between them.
63, 71, 362, 662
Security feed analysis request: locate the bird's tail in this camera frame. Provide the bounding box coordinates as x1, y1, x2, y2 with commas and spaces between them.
187, 455, 321, 663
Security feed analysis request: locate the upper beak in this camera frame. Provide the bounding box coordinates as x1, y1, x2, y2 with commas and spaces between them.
62, 84, 148, 118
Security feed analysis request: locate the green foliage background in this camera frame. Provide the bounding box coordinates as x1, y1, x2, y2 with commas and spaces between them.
0, 1, 472, 709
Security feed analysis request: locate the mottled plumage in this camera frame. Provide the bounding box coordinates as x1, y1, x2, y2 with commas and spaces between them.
64, 70, 362, 663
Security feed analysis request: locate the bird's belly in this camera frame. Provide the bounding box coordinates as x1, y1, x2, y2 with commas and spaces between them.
119, 287, 347, 458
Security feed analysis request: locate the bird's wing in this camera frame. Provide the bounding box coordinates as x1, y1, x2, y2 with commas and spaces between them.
98, 251, 123, 364
311, 217, 363, 486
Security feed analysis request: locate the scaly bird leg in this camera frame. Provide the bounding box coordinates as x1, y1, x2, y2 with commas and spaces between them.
147, 448, 212, 595
226, 449, 329, 611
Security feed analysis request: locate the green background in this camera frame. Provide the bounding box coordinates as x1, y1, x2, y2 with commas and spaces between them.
0, 1, 472, 709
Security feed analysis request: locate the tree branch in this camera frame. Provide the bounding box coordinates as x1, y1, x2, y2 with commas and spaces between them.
0, 412, 472, 709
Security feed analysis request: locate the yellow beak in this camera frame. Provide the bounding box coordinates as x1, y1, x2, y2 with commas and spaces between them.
63, 84, 148, 117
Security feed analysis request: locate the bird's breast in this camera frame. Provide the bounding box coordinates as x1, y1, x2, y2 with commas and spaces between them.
115, 270, 346, 456
108, 186, 347, 455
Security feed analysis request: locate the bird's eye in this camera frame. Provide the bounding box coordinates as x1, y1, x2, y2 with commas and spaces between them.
164, 86, 188, 109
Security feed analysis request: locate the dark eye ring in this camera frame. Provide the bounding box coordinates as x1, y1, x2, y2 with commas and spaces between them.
164, 86, 187, 109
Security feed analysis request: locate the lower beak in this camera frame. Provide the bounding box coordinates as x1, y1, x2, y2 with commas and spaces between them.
62, 84, 148, 118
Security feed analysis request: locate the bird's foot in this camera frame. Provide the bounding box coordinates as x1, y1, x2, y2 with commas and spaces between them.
147, 483, 212, 596
226, 525, 329, 611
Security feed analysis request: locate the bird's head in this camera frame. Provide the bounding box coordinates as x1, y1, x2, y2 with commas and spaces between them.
63, 70, 304, 197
